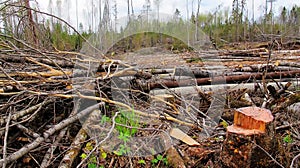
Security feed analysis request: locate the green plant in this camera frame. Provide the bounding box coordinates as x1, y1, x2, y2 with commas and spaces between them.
115, 109, 139, 137
113, 109, 140, 156
80, 142, 108, 168
80, 153, 97, 168
138, 159, 146, 165
151, 154, 168, 166
87, 163, 97, 168
100, 115, 111, 124
113, 144, 131, 156
220, 120, 228, 128
283, 134, 293, 143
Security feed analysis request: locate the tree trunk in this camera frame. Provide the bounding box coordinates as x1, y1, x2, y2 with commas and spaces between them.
24, 0, 38, 46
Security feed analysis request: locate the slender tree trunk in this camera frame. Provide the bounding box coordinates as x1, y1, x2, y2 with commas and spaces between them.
127, 0, 130, 20
24, 0, 38, 45
91, 0, 94, 32
264, 0, 268, 33
195, 0, 201, 41
252, 0, 254, 41
76, 0, 78, 30
99, 0, 102, 26
130, 0, 134, 15
236, 0, 239, 42
186, 0, 190, 46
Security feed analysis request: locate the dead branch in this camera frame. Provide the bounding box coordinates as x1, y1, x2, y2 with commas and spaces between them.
15, 122, 40, 138
40, 127, 68, 168
0, 103, 104, 165
58, 128, 88, 168
2, 111, 12, 168
276, 121, 300, 131
0, 66, 23, 88
290, 153, 300, 168
0, 99, 53, 126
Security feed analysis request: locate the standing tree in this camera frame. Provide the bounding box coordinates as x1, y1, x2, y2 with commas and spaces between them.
48, 0, 54, 27
98, 0, 102, 28
24, 0, 38, 45
173, 8, 181, 22
112, 0, 117, 32
63, 0, 71, 32
268, 0, 276, 35
231, 0, 246, 42
279, 6, 287, 37
142, 0, 151, 24
102, 0, 110, 31
127, 0, 130, 21
130, 0, 134, 16
195, 0, 201, 41
56, 0, 62, 20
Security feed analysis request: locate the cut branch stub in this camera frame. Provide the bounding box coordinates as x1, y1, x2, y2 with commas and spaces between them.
227, 106, 274, 136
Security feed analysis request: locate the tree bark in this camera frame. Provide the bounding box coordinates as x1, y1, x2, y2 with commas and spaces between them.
24, 0, 38, 46
149, 70, 300, 89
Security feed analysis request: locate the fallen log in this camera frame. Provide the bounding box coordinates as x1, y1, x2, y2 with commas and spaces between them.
149, 70, 300, 89
219, 48, 268, 57
0, 54, 74, 68
150, 81, 299, 96
278, 61, 300, 68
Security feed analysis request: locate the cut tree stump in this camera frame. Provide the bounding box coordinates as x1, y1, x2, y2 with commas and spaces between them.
221, 106, 276, 168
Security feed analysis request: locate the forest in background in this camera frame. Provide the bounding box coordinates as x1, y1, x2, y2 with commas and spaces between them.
0, 0, 300, 51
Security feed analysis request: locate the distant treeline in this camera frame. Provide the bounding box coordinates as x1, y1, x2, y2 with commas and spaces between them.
0, 1, 299, 51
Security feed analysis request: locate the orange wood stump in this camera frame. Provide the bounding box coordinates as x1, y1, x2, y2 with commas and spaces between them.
221, 106, 276, 168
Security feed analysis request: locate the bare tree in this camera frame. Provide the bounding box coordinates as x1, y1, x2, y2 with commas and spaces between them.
195, 0, 201, 41
186, 0, 190, 46
76, 0, 78, 30
268, 0, 277, 35
127, 0, 130, 21
143, 0, 151, 24
48, 0, 54, 27
98, 0, 102, 29
154, 0, 162, 25
56, 0, 62, 20
112, 0, 117, 32
102, 0, 110, 31
232, 0, 246, 41
24, 0, 38, 45
63, 0, 71, 32
91, 0, 94, 32
131, 0, 134, 16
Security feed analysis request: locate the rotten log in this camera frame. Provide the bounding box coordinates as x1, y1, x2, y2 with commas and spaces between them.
221, 106, 277, 168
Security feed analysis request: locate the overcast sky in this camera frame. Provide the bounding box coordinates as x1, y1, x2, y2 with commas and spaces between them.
34, 0, 300, 30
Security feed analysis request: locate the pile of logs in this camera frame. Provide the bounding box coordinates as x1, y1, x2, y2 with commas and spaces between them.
0, 45, 300, 167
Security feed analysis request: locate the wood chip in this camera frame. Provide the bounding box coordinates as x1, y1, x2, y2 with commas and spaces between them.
170, 128, 200, 146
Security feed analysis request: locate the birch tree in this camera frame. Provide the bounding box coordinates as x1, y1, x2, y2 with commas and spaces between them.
195, 0, 201, 41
